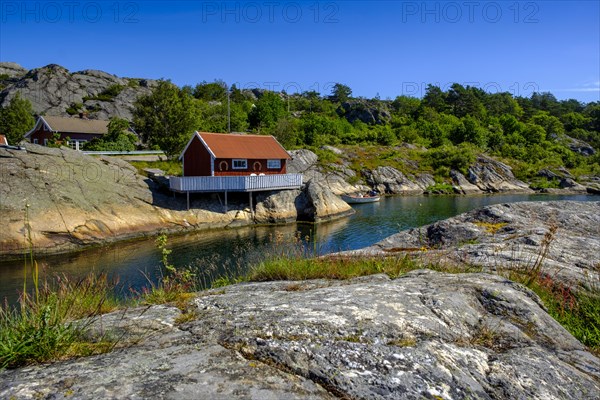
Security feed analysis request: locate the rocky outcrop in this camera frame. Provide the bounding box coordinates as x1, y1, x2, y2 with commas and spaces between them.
342, 201, 600, 287
290, 148, 534, 197
363, 166, 429, 194
451, 170, 481, 194
0, 144, 350, 256
339, 99, 392, 125
565, 135, 596, 156
301, 180, 354, 221
287, 149, 368, 195
0, 62, 27, 79
467, 155, 532, 193
2, 271, 599, 399
253, 182, 353, 224
0, 63, 157, 120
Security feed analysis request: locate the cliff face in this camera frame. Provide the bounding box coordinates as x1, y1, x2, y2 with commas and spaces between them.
0, 144, 352, 256
0, 63, 157, 120
2, 271, 598, 399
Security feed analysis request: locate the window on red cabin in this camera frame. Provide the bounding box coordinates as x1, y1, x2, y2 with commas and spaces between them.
267, 159, 281, 169
232, 159, 248, 169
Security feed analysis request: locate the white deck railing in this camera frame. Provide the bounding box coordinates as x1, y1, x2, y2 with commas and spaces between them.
169, 174, 303, 193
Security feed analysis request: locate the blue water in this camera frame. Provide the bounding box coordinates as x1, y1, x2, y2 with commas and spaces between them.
0, 193, 596, 304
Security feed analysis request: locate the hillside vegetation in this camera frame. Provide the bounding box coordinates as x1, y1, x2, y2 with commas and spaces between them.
133, 80, 600, 186
1, 63, 599, 184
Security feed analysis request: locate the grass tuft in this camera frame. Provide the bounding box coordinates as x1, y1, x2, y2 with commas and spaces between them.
0, 273, 120, 369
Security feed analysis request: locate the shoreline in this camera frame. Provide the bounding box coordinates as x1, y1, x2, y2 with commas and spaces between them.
1, 190, 594, 261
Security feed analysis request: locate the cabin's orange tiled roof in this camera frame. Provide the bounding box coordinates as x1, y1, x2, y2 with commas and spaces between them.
198, 132, 291, 159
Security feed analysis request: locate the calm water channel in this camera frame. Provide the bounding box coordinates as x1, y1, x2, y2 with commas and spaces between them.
1, 193, 596, 304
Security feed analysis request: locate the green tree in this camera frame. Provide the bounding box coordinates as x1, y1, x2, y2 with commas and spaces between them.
422, 85, 448, 114
561, 112, 590, 132
522, 123, 546, 144
446, 84, 486, 119
193, 80, 228, 101
484, 92, 523, 118
248, 91, 286, 131
330, 83, 352, 103
272, 117, 300, 148
391, 96, 421, 118
133, 80, 200, 159
0, 93, 35, 144
85, 117, 137, 151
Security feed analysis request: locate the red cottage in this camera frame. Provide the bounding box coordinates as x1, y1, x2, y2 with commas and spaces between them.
170, 132, 303, 208
180, 132, 291, 177
25, 115, 109, 150
0, 134, 8, 146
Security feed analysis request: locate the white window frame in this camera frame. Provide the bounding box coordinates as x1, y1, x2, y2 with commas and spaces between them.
33, 138, 38, 144
267, 159, 281, 169
43, 138, 48, 146
68, 139, 87, 151
232, 159, 248, 169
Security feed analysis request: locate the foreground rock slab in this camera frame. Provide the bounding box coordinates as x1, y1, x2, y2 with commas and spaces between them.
343, 201, 600, 287
2, 272, 599, 399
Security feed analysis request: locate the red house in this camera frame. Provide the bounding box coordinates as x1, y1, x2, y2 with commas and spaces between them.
0, 134, 8, 147
25, 115, 109, 150
180, 132, 291, 177
171, 132, 302, 208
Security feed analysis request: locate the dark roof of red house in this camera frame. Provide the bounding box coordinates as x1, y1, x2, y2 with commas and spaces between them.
183, 132, 291, 160
25, 116, 109, 137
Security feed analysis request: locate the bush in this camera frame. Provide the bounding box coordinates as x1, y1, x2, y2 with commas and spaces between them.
425, 143, 477, 175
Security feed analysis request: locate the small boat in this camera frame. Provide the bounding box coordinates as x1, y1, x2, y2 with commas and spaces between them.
341, 193, 381, 204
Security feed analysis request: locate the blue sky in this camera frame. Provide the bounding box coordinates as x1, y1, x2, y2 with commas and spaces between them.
1, 1, 599, 102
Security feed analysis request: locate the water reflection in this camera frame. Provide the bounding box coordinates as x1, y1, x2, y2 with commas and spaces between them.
0, 193, 595, 304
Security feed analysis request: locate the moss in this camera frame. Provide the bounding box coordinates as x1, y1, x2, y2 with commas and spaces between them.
473, 221, 508, 234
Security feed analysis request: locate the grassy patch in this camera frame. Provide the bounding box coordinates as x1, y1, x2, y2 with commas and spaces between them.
425, 183, 456, 194
248, 255, 480, 282
0, 273, 120, 369
0, 233, 195, 370
529, 177, 561, 190
508, 270, 600, 355
344, 145, 428, 177
129, 160, 182, 177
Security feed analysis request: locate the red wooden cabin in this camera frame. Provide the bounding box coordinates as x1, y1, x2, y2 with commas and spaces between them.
180, 132, 291, 177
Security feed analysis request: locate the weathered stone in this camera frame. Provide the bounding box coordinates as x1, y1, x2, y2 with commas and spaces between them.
301, 180, 354, 222
343, 201, 600, 287
0, 62, 27, 78
320, 145, 344, 155
363, 166, 423, 194
564, 135, 596, 156
467, 156, 532, 193
559, 178, 588, 192
2, 271, 598, 399
288, 149, 367, 195
414, 173, 435, 190
254, 189, 303, 223
0, 63, 156, 120
451, 170, 482, 194
339, 100, 392, 125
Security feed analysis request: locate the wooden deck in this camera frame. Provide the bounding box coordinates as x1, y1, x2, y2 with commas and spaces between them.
169, 174, 303, 193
